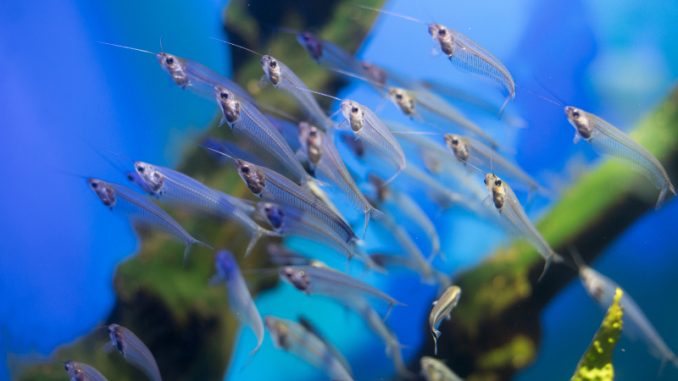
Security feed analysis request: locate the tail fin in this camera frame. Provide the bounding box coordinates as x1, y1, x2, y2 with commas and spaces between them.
655, 183, 676, 209
362, 207, 385, 238
537, 254, 555, 282
432, 330, 441, 355
184, 239, 213, 265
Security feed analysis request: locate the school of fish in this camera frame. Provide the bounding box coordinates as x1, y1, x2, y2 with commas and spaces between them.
64, 3, 677, 381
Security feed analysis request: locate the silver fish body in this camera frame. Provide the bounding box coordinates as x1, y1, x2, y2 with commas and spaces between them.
87, 179, 209, 261
279, 265, 402, 313
261, 55, 333, 131
340, 100, 406, 183
429, 285, 462, 355
133, 162, 271, 256
428, 23, 515, 110
483, 174, 560, 278
235, 159, 356, 244
579, 264, 678, 368
214, 250, 264, 354
565, 106, 675, 208
420, 356, 463, 381
298, 122, 381, 235
215, 86, 308, 184
265, 316, 354, 381
445, 134, 542, 194
64, 361, 108, 381
107, 324, 162, 381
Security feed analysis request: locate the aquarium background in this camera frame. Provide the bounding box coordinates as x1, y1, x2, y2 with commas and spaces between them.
1, 0, 677, 380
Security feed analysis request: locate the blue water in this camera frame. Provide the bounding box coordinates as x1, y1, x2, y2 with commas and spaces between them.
1, 0, 677, 380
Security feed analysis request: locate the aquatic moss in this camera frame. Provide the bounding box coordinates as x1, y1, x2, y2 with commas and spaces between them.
477, 335, 535, 370
570, 288, 623, 381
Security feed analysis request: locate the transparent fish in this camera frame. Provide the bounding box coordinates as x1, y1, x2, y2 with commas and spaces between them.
107, 324, 162, 381
132, 162, 274, 256
370, 175, 440, 259
429, 285, 461, 355
353, 299, 415, 379
427, 23, 515, 112
420, 356, 463, 381
405, 86, 501, 149
99, 43, 253, 104
265, 316, 354, 381
576, 257, 678, 369
279, 265, 403, 315
214, 86, 309, 184
260, 55, 333, 131
445, 134, 543, 194
298, 122, 382, 235
64, 361, 108, 381
211, 250, 264, 355
483, 173, 561, 278
228, 157, 357, 244
296, 31, 363, 77
339, 100, 406, 183
565, 106, 675, 208
255, 202, 377, 269
371, 204, 450, 288
87, 178, 210, 261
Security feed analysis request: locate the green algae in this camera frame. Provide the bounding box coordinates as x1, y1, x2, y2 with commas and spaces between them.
570, 288, 623, 381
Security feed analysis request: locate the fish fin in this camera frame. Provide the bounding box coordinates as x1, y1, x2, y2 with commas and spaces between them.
244, 229, 264, 257
655, 184, 675, 209
498, 96, 511, 117
573, 133, 581, 144
432, 330, 441, 355
101, 341, 116, 354
537, 254, 556, 282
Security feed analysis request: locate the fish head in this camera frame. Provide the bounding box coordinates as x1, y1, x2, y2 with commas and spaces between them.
88, 179, 117, 209
361, 62, 387, 87
484, 173, 505, 210
265, 317, 291, 349
564, 106, 592, 140
428, 23, 454, 56
63, 361, 84, 380
107, 324, 125, 353
215, 86, 241, 125
134, 161, 165, 195
445, 134, 469, 162
261, 55, 282, 86
235, 160, 266, 196
215, 250, 238, 280
297, 31, 323, 61
257, 202, 285, 230
420, 356, 446, 379
388, 87, 416, 116
299, 122, 323, 165
579, 266, 606, 301
157, 52, 188, 88
280, 266, 310, 291
340, 100, 364, 132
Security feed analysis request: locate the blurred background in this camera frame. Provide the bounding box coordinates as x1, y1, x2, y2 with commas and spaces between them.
1, 0, 677, 380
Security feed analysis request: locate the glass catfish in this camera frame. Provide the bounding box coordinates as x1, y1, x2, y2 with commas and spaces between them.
107, 324, 162, 381
359, 5, 515, 112
132, 161, 275, 256
429, 285, 461, 355
565, 106, 675, 208
64, 361, 108, 381
87, 178, 210, 261
265, 316, 354, 381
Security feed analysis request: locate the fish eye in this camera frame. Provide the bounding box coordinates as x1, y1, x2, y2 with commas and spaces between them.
220, 91, 229, 100
494, 179, 502, 186
91, 182, 98, 189
165, 56, 175, 65
572, 111, 580, 118
395, 93, 403, 100
351, 107, 359, 113
270, 60, 277, 68
137, 166, 144, 173
241, 166, 250, 174
451, 138, 459, 145
438, 28, 447, 36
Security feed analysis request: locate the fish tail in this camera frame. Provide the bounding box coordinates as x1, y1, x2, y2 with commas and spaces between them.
244, 228, 268, 257
362, 207, 384, 237
432, 330, 441, 355
184, 238, 213, 264
655, 183, 675, 209
538, 254, 556, 282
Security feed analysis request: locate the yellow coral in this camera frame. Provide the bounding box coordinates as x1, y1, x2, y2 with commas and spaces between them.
571, 288, 624, 381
